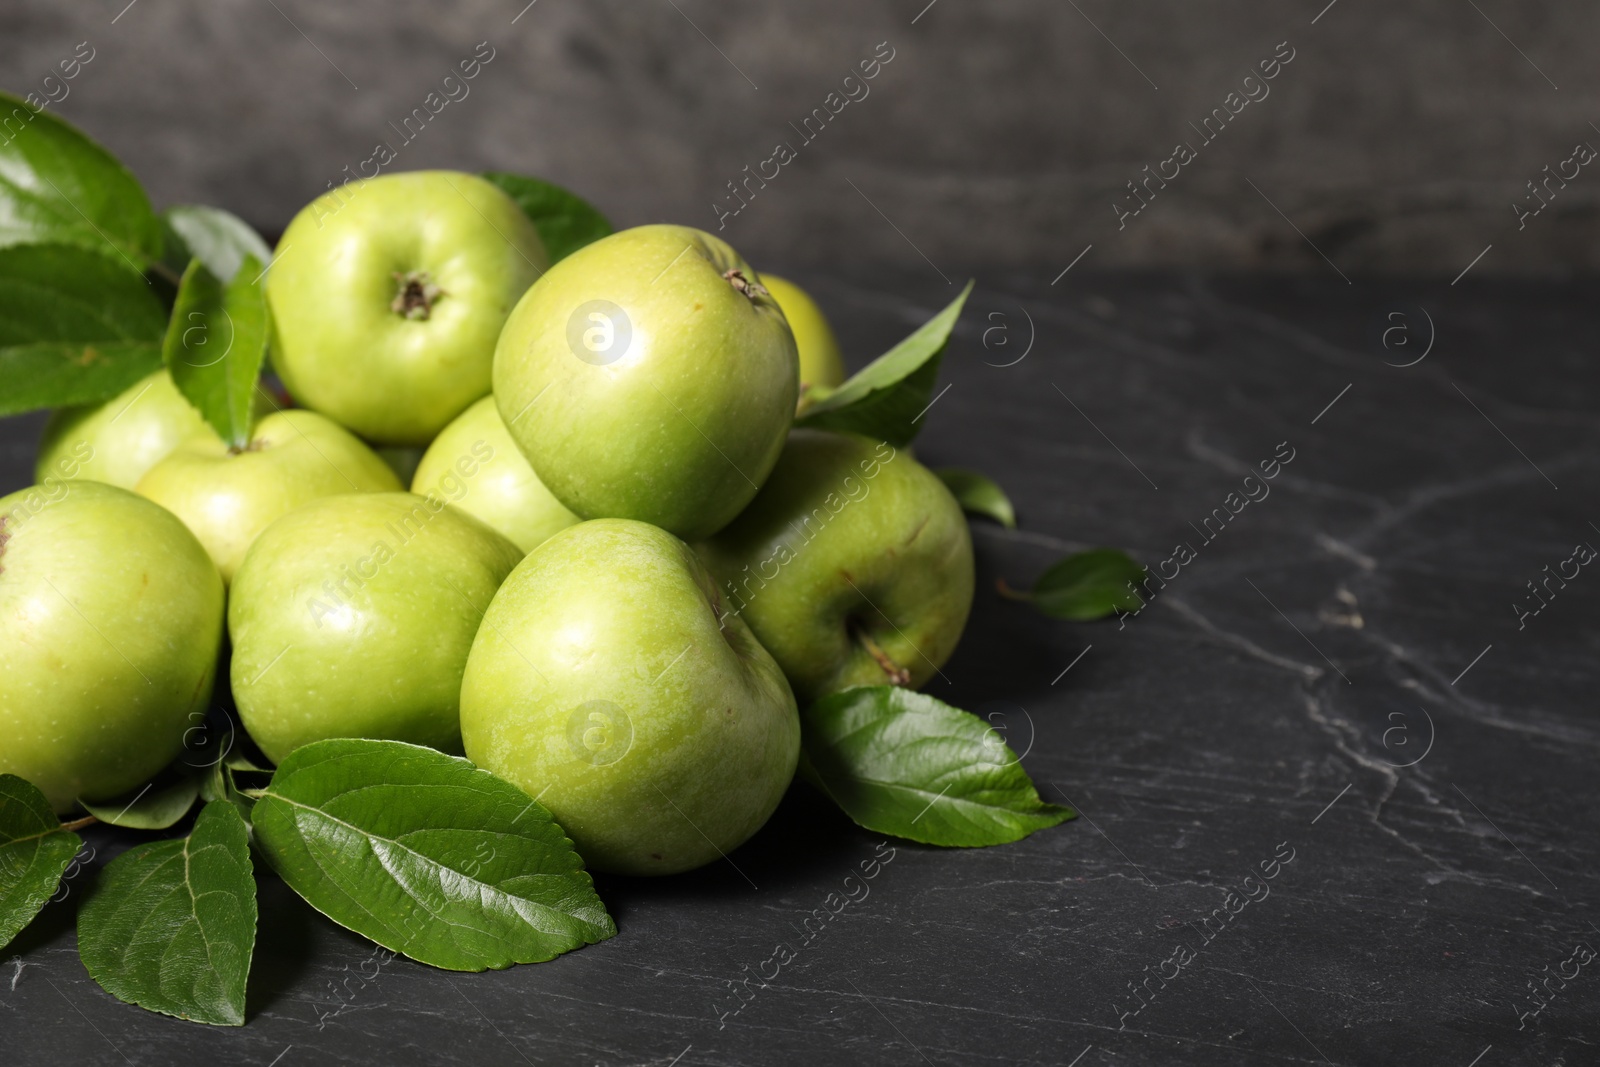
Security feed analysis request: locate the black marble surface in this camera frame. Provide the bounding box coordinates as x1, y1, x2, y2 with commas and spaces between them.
2, 269, 1596, 1066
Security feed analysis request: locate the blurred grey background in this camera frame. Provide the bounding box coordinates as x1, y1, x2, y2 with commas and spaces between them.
4, 0, 1595, 277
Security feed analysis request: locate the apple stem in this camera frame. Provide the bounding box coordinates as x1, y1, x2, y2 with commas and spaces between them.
723, 269, 769, 300
994, 578, 1033, 602
853, 625, 912, 687
391, 270, 445, 320
59, 815, 98, 832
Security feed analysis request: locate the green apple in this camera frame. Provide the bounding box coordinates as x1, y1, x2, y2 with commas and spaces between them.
761, 274, 845, 394
35, 370, 211, 489
267, 170, 549, 445
0, 481, 224, 812
492, 224, 798, 541
459, 519, 799, 876
411, 396, 579, 553
696, 430, 974, 705
229, 491, 523, 765
135, 409, 401, 583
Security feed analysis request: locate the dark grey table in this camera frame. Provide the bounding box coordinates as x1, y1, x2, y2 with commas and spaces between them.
3, 270, 1595, 1066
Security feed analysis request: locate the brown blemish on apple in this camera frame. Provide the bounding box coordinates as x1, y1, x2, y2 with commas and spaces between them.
722, 269, 768, 301
391, 270, 445, 320
903, 515, 930, 546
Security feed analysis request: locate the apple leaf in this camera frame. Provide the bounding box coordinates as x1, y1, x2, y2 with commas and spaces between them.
77, 801, 256, 1026
200, 751, 268, 822
483, 172, 613, 264
796, 280, 974, 446
0, 244, 167, 416
0, 92, 163, 269
160, 205, 273, 283
936, 468, 1016, 528
1029, 548, 1144, 621
162, 255, 268, 449
800, 687, 1073, 847
251, 739, 615, 971
78, 773, 200, 831
0, 775, 83, 952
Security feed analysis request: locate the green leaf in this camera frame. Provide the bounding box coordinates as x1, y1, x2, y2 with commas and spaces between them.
251, 739, 615, 971
800, 687, 1073, 847
482, 172, 613, 264
0, 775, 83, 952
78, 774, 200, 831
936, 468, 1016, 528
77, 801, 256, 1026
0, 91, 163, 269
1030, 548, 1144, 621
0, 244, 167, 416
160, 205, 272, 283
162, 255, 268, 449
796, 280, 973, 446
199, 749, 268, 820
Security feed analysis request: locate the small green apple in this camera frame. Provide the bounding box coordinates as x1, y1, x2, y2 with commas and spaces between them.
697, 430, 974, 705
760, 274, 845, 394
135, 409, 401, 583
459, 519, 799, 876
35, 370, 210, 489
492, 224, 798, 541
411, 396, 580, 553
0, 481, 224, 813
267, 170, 549, 445
230, 491, 523, 764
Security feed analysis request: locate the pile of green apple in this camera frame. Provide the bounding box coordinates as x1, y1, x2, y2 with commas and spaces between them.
7, 168, 990, 874
0, 97, 1113, 1026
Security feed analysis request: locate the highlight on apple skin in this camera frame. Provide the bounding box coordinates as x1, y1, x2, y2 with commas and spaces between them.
0, 480, 225, 813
